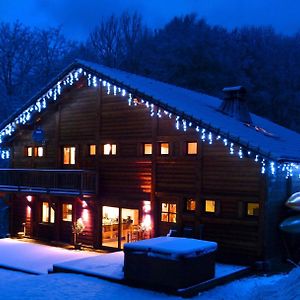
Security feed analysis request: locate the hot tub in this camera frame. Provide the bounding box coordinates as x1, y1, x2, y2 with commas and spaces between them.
123, 237, 218, 290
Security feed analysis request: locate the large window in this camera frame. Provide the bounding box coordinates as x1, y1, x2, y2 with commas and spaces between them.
103, 144, 117, 155
62, 204, 72, 222
63, 146, 76, 165
161, 202, 176, 223
159, 143, 169, 155
42, 202, 55, 223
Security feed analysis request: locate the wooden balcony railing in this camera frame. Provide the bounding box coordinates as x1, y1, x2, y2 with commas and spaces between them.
0, 169, 97, 196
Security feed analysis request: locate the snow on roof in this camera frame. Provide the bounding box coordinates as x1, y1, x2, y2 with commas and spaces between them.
77, 60, 300, 162
1, 58, 300, 162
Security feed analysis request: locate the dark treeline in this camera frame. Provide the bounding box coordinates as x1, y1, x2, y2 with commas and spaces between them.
1, 14, 300, 132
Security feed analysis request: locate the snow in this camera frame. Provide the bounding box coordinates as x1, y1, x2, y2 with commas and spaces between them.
0, 264, 298, 299
0, 238, 97, 274
54, 252, 124, 280
0, 238, 298, 299
124, 237, 217, 257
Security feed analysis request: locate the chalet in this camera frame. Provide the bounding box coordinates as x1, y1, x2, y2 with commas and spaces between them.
0, 59, 300, 266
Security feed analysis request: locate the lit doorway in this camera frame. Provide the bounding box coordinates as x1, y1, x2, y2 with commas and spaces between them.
102, 206, 139, 249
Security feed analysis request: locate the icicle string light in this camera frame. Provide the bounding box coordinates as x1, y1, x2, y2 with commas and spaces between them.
0, 66, 298, 178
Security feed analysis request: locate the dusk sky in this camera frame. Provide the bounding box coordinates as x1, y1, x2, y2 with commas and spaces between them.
0, 0, 299, 40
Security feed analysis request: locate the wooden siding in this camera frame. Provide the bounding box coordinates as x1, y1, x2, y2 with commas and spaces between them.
7, 78, 267, 263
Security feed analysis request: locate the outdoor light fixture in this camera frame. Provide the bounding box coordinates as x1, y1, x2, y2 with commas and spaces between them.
26, 195, 32, 202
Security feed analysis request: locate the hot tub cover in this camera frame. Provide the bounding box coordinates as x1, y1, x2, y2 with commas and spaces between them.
124, 237, 217, 259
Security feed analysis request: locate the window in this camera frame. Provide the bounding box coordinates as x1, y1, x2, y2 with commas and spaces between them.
205, 200, 216, 213
63, 147, 76, 165
26, 147, 33, 157
143, 143, 152, 155
161, 202, 176, 223
25, 146, 44, 157
34, 146, 44, 157
62, 204, 72, 222
160, 143, 169, 155
187, 142, 198, 155
89, 145, 96, 156
185, 198, 196, 212
103, 144, 117, 155
42, 202, 55, 223
247, 203, 259, 216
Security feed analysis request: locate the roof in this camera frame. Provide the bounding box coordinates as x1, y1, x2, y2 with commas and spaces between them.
1, 59, 300, 165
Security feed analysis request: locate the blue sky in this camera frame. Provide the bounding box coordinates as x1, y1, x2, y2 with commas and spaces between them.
0, 0, 299, 40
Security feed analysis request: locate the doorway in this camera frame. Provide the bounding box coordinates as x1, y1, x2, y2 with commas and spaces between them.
102, 206, 139, 249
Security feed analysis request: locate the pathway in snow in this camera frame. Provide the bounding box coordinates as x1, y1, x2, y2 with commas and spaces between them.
0, 238, 98, 274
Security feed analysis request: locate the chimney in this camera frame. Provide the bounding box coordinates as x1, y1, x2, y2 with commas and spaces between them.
219, 86, 252, 124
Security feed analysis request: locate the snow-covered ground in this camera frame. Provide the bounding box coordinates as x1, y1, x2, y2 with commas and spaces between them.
0, 238, 298, 299
0, 267, 298, 300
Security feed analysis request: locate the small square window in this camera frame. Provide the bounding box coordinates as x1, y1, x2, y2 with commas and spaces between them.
103, 144, 117, 155
144, 143, 152, 155
205, 200, 216, 213
89, 145, 96, 156
186, 198, 196, 211
160, 143, 169, 155
187, 142, 198, 155
247, 203, 259, 216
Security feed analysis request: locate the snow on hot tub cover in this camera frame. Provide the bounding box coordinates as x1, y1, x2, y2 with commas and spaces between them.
124, 237, 217, 259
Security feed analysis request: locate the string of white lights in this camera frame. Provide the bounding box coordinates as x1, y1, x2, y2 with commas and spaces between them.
0, 67, 298, 179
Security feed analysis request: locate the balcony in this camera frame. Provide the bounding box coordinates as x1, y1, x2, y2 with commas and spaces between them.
0, 169, 97, 196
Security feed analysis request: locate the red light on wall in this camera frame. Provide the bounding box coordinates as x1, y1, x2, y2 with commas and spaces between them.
143, 201, 151, 213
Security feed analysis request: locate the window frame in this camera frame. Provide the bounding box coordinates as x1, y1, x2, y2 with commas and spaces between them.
203, 199, 220, 215
103, 143, 117, 156
89, 144, 97, 156
186, 141, 198, 155
246, 202, 260, 217
63, 146, 76, 165
143, 143, 153, 156
159, 142, 169, 156
161, 201, 177, 223
41, 201, 55, 224
62, 203, 73, 222
184, 198, 196, 213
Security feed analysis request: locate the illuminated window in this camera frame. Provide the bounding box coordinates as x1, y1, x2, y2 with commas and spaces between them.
63, 147, 76, 165
187, 142, 198, 155
160, 143, 169, 155
143, 143, 152, 155
62, 204, 72, 222
42, 202, 55, 224
89, 145, 96, 156
103, 144, 117, 155
186, 198, 196, 212
161, 202, 176, 223
26, 147, 33, 157
247, 203, 259, 216
205, 200, 216, 213
34, 146, 44, 157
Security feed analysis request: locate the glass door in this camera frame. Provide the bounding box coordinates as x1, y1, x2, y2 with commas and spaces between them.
102, 206, 119, 248
101, 206, 140, 249
121, 208, 139, 249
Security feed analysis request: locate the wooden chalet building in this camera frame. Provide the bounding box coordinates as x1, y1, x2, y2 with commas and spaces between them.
0, 59, 300, 265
